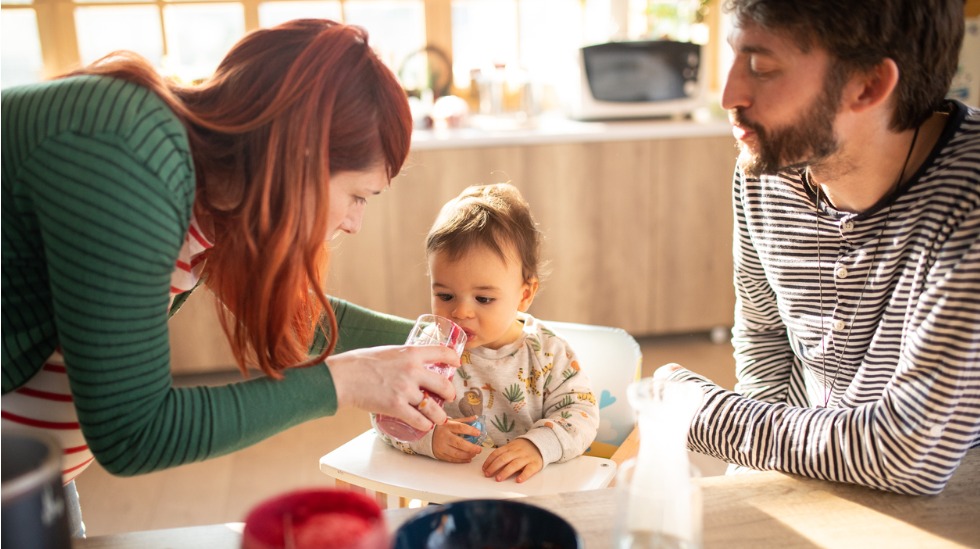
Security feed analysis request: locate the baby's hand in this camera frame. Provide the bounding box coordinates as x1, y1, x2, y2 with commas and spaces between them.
432, 417, 483, 463
482, 439, 543, 483
460, 416, 488, 445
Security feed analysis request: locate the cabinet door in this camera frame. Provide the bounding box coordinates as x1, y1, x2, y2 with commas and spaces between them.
648, 135, 737, 332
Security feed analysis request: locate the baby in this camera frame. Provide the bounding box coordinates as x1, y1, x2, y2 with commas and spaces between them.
374, 183, 599, 483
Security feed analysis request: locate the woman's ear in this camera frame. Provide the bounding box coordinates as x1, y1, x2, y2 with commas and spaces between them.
844, 58, 900, 114
518, 277, 539, 312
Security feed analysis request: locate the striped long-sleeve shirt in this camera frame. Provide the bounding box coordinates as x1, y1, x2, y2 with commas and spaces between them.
1, 213, 212, 483
1, 75, 413, 480
675, 100, 980, 495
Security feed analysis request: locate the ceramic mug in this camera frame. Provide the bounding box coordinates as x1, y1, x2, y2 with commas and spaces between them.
242, 488, 388, 549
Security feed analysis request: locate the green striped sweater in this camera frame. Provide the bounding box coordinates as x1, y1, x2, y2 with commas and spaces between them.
1, 75, 410, 476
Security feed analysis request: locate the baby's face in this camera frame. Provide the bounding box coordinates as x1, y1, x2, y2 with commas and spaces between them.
428, 244, 535, 350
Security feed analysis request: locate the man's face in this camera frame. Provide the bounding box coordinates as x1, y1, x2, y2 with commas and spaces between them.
722, 21, 846, 176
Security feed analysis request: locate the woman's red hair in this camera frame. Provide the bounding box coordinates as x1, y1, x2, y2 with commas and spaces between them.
68, 20, 413, 377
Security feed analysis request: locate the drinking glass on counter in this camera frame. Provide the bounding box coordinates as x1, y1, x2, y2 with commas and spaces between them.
374, 314, 467, 442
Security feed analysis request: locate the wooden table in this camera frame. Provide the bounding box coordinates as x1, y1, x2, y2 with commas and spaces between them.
76, 448, 980, 548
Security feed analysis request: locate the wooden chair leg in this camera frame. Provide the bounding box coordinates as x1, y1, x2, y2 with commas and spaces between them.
609, 425, 640, 487
335, 479, 366, 494
334, 479, 390, 509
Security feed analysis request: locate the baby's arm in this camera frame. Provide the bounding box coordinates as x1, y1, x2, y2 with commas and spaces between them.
483, 334, 601, 482
521, 342, 601, 464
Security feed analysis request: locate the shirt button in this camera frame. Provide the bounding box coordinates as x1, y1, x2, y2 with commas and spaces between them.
833, 319, 846, 331
836, 267, 849, 279
841, 220, 854, 232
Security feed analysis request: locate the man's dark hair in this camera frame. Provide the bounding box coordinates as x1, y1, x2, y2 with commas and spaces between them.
723, 0, 965, 130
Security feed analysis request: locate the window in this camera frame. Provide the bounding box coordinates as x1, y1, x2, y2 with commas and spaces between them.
1, 0, 429, 86
1, 2, 42, 88
258, 1, 342, 27
0, 0, 721, 105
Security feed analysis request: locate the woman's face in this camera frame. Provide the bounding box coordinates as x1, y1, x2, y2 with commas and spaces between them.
326, 166, 388, 240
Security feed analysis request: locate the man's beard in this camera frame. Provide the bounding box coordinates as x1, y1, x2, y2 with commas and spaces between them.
732, 76, 844, 178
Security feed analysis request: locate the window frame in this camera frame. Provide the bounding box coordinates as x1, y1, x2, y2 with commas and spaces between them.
4, 0, 449, 80
3, 0, 724, 94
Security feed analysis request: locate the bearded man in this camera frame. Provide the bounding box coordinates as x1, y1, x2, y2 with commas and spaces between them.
658, 0, 980, 495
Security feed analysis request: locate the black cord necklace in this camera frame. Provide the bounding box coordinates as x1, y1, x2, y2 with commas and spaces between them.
811, 125, 920, 408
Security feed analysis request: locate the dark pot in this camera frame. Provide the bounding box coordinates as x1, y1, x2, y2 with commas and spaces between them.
2, 431, 71, 548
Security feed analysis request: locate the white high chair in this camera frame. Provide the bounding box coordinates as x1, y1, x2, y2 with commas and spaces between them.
318, 320, 643, 508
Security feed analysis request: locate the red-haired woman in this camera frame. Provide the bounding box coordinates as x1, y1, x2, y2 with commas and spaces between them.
0, 19, 456, 536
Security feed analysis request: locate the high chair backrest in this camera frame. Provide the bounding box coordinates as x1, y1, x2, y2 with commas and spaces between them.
544, 320, 643, 458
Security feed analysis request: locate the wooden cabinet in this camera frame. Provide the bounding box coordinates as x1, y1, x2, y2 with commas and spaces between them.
327, 134, 737, 335
169, 132, 738, 374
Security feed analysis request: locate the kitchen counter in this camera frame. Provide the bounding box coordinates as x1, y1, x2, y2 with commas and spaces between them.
411, 111, 732, 150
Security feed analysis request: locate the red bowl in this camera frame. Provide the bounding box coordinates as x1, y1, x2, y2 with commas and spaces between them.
242, 488, 388, 549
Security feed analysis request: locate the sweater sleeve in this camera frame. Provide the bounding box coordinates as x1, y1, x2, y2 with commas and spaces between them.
731, 169, 798, 403
312, 298, 414, 355
369, 412, 438, 458
520, 335, 600, 465
1, 77, 388, 476
29, 120, 346, 476
679, 193, 980, 496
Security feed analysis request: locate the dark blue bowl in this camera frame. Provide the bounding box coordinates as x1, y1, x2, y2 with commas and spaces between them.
393, 499, 582, 549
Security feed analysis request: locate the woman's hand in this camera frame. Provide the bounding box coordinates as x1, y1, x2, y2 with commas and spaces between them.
482, 439, 543, 483
432, 416, 483, 463
326, 344, 458, 433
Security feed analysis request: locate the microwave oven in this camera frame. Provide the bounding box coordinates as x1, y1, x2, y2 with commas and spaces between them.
562, 40, 704, 121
